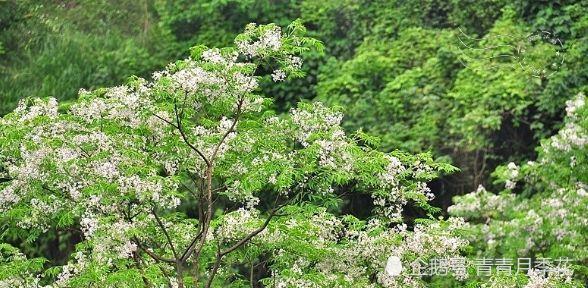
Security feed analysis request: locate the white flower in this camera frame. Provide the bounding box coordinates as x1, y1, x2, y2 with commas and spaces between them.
505, 162, 519, 189
507, 162, 517, 170
233, 72, 258, 94
268, 173, 278, 184
17, 98, 59, 122
288, 56, 303, 69
202, 48, 226, 64
379, 155, 405, 187
80, 216, 99, 238
565, 92, 585, 117
236, 25, 282, 58
118, 241, 138, 259
271, 69, 286, 82
260, 27, 282, 51
93, 161, 119, 180
505, 180, 516, 190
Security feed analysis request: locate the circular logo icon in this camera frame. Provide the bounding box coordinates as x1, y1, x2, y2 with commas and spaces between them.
386, 256, 403, 276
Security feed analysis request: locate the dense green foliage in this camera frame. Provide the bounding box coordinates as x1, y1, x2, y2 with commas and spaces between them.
1, 0, 587, 287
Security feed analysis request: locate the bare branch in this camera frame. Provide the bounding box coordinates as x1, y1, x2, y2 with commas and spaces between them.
179, 229, 204, 262
132, 250, 153, 288
189, 167, 214, 266
204, 206, 286, 288
173, 102, 211, 167
151, 111, 178, 129
220, 209, 279, 256
152, 208, 178, 260
134, 237, 176, 264
210, 98, 244, 162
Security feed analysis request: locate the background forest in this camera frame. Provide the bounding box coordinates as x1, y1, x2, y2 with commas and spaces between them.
0, 0, 587, 287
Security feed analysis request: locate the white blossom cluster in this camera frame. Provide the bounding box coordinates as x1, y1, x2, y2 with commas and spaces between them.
290, 102, 344, 147
72, 85, 151, 128
236, 24, 282, 58
118, 175, 180, 209
0, 89, 180, 267
551, 93, 587, 152
215, 208, 261, 241
565, 92, 585, 117
504, 162, 519, 190
523, 268, 574, 288
448, 185, 514, 219
379, 155, 405, 187
80, 214, 99, 238
55, 252, 89, 287
54, 219, 144, 286
271, 69, 286, 82
170, 67, 227, 96
12, 97, 58, 123
92, 220, 139, 262
373, 155, 440, 220
267, 213, 469, 288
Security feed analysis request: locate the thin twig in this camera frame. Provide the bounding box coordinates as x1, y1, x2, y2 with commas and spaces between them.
152, 208, 178, 259
134, 237, 176, 264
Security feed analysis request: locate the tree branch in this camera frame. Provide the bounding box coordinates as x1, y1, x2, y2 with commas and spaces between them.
134, 237, 176, 264
152, 208, 178, 260
151, 111, 178, 129
220, 209, 279, 257
204, 207, 284, 288
179, 229, 204, 262
210, 98, 244, 162
173, 102, 211, 167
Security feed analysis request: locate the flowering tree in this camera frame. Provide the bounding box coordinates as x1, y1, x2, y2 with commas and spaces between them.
450, 92, 587, 287
0, 22, 467, 287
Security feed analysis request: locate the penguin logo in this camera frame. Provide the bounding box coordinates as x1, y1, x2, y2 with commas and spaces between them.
385, 256, 403, 276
